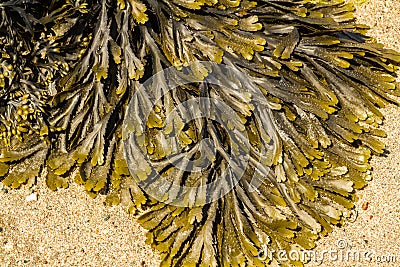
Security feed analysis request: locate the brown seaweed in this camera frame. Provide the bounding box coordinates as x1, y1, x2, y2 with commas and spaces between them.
0, 0, 399, 266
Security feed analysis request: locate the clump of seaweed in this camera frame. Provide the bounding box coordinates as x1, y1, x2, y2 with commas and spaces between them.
1, 0, 399, 266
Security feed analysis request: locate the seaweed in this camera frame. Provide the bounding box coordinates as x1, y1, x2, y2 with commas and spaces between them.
0, 0, 399, 266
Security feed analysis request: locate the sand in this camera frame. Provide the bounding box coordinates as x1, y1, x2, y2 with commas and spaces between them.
1, 1, 399, 266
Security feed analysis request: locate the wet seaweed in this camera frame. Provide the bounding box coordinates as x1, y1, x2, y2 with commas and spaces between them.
0, 0, 399, 266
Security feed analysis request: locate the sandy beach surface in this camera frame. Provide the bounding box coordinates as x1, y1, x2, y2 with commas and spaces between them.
1, 1, 399, 266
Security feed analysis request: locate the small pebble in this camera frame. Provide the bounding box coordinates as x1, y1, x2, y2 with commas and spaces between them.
361, 202, 369, 210
26, 193, 38, 202
3, 241, 13, 251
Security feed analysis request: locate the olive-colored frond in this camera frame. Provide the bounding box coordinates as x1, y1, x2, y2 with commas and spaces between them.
0, 136, 47, 188
1, 0, 399, 266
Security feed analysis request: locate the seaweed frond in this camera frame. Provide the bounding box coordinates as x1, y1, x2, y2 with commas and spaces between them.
1, 0, 399, 266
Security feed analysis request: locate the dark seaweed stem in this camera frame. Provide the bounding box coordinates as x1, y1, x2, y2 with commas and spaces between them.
1, 1, 400, 266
